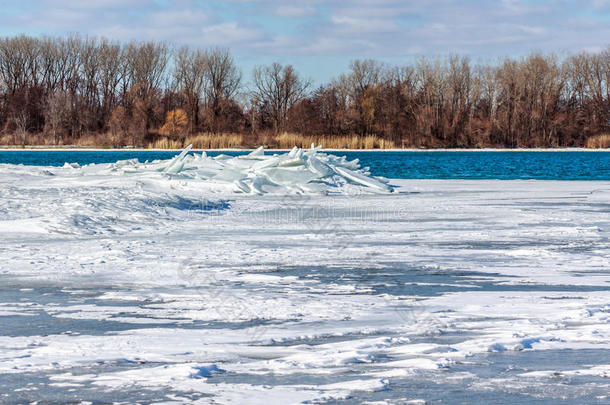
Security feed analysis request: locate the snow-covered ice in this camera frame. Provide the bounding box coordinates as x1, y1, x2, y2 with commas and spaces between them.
1, 147, 610, 403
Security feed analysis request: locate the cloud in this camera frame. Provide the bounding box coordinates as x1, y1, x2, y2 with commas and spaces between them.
591, 0, 610, 10
273, 5, 316, 18
1, 0, 609, 83
39, 0, 151, 10
330, 16, 401, 34
148, 10, 210, 27
199, 22, 265, 46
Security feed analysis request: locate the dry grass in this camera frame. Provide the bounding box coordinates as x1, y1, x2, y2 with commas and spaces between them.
74, 134, 111, 147
0, 131, 397, 149
586, 134, 610, 149
148, 133, 244, 149
186, 133, 243, 149
148, 137, 184, 149
273, 133, 396, 149
0, 132, 117, 148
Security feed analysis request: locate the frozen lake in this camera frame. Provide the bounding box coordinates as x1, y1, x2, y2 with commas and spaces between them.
1, 149, 610, 403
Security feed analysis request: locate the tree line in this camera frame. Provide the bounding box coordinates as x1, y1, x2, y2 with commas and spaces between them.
0, 34, 609, 148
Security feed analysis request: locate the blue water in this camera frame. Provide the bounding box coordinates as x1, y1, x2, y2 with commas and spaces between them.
1, 150, 609, 180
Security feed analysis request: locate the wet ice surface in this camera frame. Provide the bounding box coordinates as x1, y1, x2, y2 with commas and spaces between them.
1, 150, 610, 404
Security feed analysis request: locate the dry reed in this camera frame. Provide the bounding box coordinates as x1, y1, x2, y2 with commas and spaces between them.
148, 133, 244, 149
1, 131, 398, 149
273, 133, 396, 149
186, 133, 243, 149
586, 134, 610, 149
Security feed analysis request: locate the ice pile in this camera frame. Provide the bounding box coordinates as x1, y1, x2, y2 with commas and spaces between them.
0, 145, 392, 236
104, 145, 393, 194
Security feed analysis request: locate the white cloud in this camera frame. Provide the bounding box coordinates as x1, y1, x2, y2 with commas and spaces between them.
39, 0, 150, 10
517, 25, 547, 35
1, 0, 610, 82
330, 15, 401, 34
273, 5, 316, 18
591, 0, 610, 10
199, 22, 265, 46
148, 10, 210, 27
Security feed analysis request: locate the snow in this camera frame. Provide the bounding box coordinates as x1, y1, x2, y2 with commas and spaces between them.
1, 149, 610, 403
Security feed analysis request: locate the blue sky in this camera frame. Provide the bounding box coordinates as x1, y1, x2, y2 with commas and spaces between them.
1, 0, 609, 85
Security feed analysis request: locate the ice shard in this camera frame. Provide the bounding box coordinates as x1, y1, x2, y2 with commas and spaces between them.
93, 145, 394, 195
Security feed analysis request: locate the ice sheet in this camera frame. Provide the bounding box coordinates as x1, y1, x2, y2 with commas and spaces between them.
1, 154, 610, 403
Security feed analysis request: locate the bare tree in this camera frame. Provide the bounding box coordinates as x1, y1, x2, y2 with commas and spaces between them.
349, 59, 382, 97
415, 57, 447, 144
0, 33, 609, 148
125, 41, 169, 141
109, 105, 129, 146
252, 62, 310, 133
445, 55, 473, 145
204, 47, 241, 133
96, 38, 124, 127
12, 108, 29, 146
45, 90, 70, 144
174, 46, 206, 134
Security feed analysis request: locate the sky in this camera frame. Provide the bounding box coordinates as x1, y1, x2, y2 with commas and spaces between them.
0, 0, 609, 85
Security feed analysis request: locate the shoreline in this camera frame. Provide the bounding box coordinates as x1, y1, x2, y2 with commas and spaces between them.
1, 147, 610, 152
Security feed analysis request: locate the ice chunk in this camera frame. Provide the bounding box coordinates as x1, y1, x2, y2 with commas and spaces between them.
161, 144, 193, 173
262, 167, 318, 185
244, 146, 265, 159
49, 145, 393, 195
278, 157, 305, 167
333, 166, 392, 193
288, 146, 299, 158
307, 155, 333, 177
